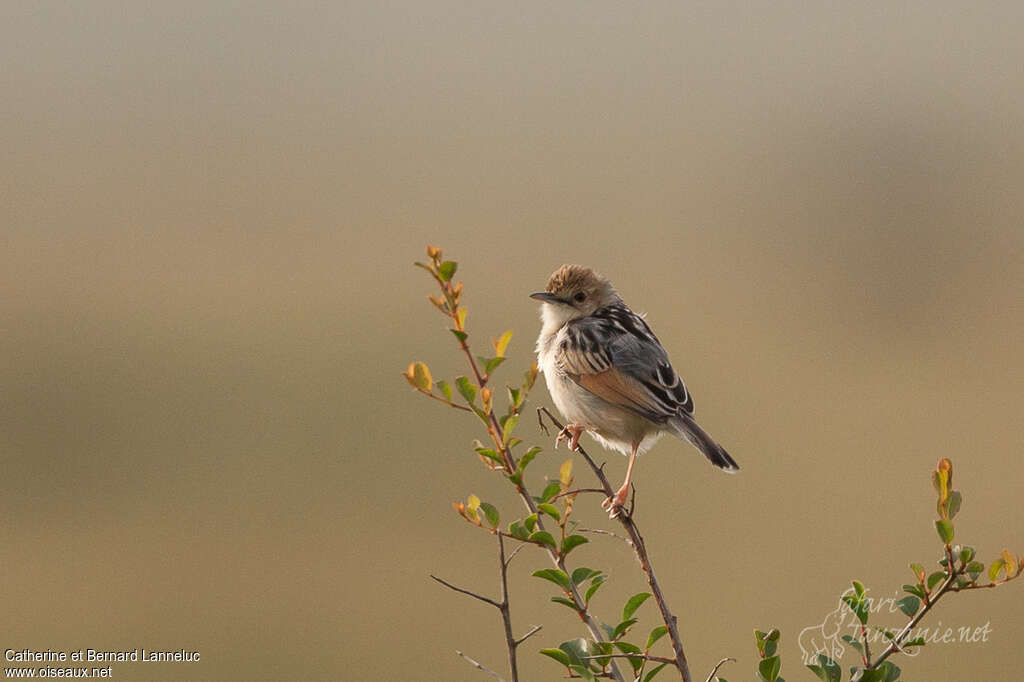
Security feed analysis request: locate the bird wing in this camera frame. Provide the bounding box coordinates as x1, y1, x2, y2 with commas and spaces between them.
555, 305, 694, 423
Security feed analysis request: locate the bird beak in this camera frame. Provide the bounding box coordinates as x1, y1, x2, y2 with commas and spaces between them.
530, 292, 564, 304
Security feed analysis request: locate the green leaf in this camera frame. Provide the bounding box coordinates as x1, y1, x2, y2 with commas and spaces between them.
532, 568, 571, 591
927, 571, 946, 590
842, 594, 869, 625
478, 502, 499, 528
408, 361, 432, 390
841, 635, 863, 655
450, 329, 467, 343
590, 641, 613, 669
612, 618, 638, 640
909, 563, 924, 580
561, 534, 589, 556
758, 656, 780, 682
485, 356, 506, 375
501, 414, 518, 441
902, 583, 925, 599
572, 567, 601, 585
551, 596, 580, 612
537, 503, 561, 521
585, 575, 606, 603
613, 642, 643, 673
523, 513, 538, 533
455, 376, 477, 404
438, 261, 457, 281
903, 636, 926, 648
958, 545, 975, 564
539, 480, 561, 503
896, 595, 919, 617
475, 447, 502, 464
989, 558, 1005, 582
646, 625, 668, 649
935, 519, 954, 544
529, 530, 557, 550
517, 446, 541, 474
946, 490, 962, 519
539, 648, 571, 667
622, 592, 652, 621
569, 664, 596, 681
878, 661, 901, 682
508, 520, 528, 540
852, 580, 866, 599
966, 560, 984, 581
643, 663, 669, 681
435, 379, 452, 401
559, 638, 591, 667
806, 655, 840, 682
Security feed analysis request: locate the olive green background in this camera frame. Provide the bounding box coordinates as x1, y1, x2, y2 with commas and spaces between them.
3, 2, 1023, 680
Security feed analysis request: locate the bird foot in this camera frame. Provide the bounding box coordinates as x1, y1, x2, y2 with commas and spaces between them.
600, 487, 629, 519
555, 424, 585, 452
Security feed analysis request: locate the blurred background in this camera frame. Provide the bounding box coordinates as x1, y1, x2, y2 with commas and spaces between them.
3, 2, 1023, 680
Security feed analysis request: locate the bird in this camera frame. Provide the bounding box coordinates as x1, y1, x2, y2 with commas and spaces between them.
532, 264, 738, 518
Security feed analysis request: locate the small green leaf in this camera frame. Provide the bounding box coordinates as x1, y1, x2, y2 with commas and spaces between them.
493, 329, 513, 357
561, 534, 589, 556
533, 568, 571, 590
758, 656, 780, 682
551, 596, 580, 612
585, 575, 606, 603
517, 446, 541, 473
455, 376, 477, 404
475, 447, 502, 464
841, 635, 864, 655
569, 664, 596, 681
612, 618, 638, 640
989, 558, 1005, 582
903, 636, 926, 647
646, 625, 668, 649
539, 648, 571, 666
807, 654, 840, 682
435, 379, 452, 401
613, 641, 643, 673
572, 567, 600, 584
852, 580, 866, 599
523, 513, 538, 532
878, 661, 901, 682
478, 502, 499, 528
896, 595, 919, 617
537, 503, 561, 521
539, 480, 561, 503
501, 414, 518, 442
966, 560, 984, 581
902, 583, 925, 599
842, 594, 869, 625
450, 329, 467, 342
927, 571, 946, 590
622, 592, 652, 621
485, 356, 506, 375
508, 520, 528, 540
935, 519, 954, 544
529, 530, 557, 550
438, 260, 457, 281
958, 545, 975, 564
559, 638, 591, 667
946, 490, 962, 518
909, 563, 924, 580
643, 663, 669, 682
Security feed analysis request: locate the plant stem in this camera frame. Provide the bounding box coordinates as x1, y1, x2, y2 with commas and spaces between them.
540, 407, 693, 682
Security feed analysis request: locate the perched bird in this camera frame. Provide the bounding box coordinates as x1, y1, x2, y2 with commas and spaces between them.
532, 264, 738, 517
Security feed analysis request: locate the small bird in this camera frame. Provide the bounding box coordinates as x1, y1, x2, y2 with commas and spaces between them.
532, 264, 738, 518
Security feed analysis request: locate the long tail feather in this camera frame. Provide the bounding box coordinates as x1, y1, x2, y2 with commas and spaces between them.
668, 413, 739, 472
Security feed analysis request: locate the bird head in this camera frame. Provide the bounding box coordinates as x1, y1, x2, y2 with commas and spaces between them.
531, 265, 620, 325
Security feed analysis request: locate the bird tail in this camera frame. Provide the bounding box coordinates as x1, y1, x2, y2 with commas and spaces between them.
668, 413, 739, 472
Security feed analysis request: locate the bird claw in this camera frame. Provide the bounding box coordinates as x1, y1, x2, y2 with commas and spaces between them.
600, 489, 629, 519
555, 424, 584, 452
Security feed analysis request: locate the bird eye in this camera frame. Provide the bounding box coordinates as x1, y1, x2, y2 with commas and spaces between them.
573, 292, 586, 303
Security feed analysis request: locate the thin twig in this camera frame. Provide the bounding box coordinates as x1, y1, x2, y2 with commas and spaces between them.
870, 570, 957, 669
550, 487, 607, 501
456, 651, 507, 682
514, 624, 543, 647
577, 527, 634, 548
414, 387, 473, 411
539, 406, 693, 682
431, 574, 500, 608
582, 653, 677, 665
496, 533, 519, 682
704, 657, 736, 682
504, 543, 526, 567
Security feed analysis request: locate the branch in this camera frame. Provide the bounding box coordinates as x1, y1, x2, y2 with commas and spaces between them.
583, 653, 677, 665
514, 624, 543, 647
457, 651, 507, 682
870, 569, 957, 669
704, 657, 735, 682
430, 574, 500, 608
539, 407, 693, 682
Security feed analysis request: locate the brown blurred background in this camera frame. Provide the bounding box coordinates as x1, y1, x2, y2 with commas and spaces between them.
3, 2, 1023, 680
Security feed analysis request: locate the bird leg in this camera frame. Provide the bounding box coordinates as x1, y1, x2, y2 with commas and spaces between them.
555, 424, 585, 451
601, 440, 639, 518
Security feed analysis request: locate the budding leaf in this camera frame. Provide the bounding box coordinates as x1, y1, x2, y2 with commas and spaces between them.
493, 329, 513, 357
438, 260, 457, 281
